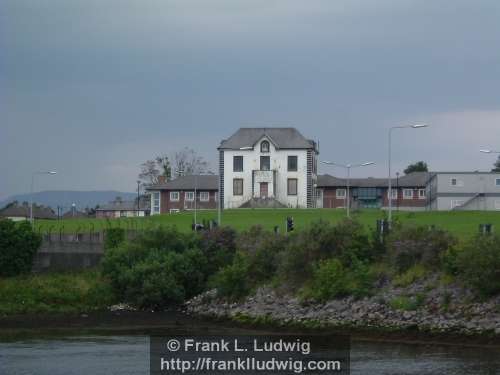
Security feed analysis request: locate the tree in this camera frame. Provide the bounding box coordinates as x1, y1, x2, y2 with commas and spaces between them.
492, 156, 500, 172
155, 155, 172, 180
173, 147, 210, 176
139, 159, 161, 185
404, 161, 428, 175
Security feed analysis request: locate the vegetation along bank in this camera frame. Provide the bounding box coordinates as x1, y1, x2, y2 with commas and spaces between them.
1, 217, 500, 338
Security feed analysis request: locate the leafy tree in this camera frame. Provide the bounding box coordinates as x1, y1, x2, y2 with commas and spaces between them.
0, 220, 42, 277
404, 161, 428, 174
492, 156, 500, 172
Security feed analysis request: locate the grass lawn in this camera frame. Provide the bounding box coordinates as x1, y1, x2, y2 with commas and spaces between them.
34, 209, 500, 238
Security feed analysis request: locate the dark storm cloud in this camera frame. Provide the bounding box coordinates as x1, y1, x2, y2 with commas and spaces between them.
1, 0, 499, 198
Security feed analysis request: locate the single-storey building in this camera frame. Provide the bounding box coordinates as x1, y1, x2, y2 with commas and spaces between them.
0, 203, 57, 221
146, 175, 218, 214
316, 172, 431, 211
95, 198, 150, 218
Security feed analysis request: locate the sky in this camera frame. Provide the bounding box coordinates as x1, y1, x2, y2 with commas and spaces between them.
1, 0, 500, 199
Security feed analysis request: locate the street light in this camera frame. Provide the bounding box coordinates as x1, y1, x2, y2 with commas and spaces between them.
388, 123, 429, 225
30, 171, 57, 226
321, 160, 375, 218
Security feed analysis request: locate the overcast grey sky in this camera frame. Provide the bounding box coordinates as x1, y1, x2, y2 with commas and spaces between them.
1, 0, 500, 199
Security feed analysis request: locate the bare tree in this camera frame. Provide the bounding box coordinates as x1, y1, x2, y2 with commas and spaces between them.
138, 160, 160, 185
173, 147, 210, 176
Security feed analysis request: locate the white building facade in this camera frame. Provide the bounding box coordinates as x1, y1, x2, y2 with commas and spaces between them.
218, 128, 318, 209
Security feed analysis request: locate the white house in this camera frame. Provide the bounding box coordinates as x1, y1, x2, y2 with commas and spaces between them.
217, 127, 318, 209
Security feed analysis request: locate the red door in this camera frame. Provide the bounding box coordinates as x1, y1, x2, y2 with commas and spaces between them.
260, 182, 268, 198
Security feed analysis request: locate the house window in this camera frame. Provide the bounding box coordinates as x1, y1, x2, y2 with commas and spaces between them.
170, 191, 179, 201
287, 178, 298, 196
233, 179, 243, 196
200, 192, 209, 201
152, 192, 160, 214
418, 189, 426, 199
336, 188, 346, 199
185, 191, 194, 201
451, 200, 464, 209
260, 156, 270, 171
288, 155, 298, 171
387, 189, 398, 199
451, 178, 464, 187
495, 200, 500, 210
120, 211, 127, 218
260, 140, 270, 153
403, 189, 413, 199
496, 178, 500, 186
233, 156, 243, 172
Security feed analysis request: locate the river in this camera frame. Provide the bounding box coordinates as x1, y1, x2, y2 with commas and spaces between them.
0, 313, 499, 374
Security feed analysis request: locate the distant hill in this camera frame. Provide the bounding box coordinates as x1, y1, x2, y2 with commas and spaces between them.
0, 190, 137, 212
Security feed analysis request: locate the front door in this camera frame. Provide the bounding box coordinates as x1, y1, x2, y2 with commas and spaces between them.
260, 182, 268, 198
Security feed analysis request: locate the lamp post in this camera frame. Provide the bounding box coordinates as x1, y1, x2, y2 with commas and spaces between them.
321, 161, 375, 218
136, 180, 141, 216
30, 171, 57, 227
388, 124, 428, 224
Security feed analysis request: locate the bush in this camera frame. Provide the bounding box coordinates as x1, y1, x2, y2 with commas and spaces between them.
386, 226, 456, 273
302, 258, 374, 302
0, 220, 42, 277
104, 227, 125, 250
278, 219, 372, 285
198, 226, 237, 275
389, 294, 425, 311
101, 227, 209, 308
454, 234, 500, 297
393, 264, 427, 287
210, 254, 250, 300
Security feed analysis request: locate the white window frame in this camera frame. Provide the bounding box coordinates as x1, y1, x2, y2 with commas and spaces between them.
336, 188, 346, 199
403, 189, 413, 199
152, 192, 160, 214
495, 178, 500, 187
169, 209, 180, 214
451, 200, 464, 209
199, 191, 209, 202
418, 189, 426, 199
387, 189, 398, 199
451, 178, 464, 187
495, 200, 500, 210
185, 191, 194, 201
170, 191, 180, 201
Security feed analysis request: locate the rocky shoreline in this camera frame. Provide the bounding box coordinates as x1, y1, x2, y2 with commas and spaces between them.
186, 275, 500, 338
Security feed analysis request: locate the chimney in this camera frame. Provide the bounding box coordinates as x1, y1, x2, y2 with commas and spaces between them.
157, 175, 167, 184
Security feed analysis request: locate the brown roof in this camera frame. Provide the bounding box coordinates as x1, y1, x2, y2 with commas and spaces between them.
317, 172, 433, 188
0, 205, 57, 219
146, 175, 219, 191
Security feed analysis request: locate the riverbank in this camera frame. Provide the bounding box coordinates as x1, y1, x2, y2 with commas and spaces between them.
185, 277, 500, 342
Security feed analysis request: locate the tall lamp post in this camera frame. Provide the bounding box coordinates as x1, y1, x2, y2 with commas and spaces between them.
321, 161, 375, 218
136, 180, 141, 216
388, 124, 428, 224
30, 171, 57, 227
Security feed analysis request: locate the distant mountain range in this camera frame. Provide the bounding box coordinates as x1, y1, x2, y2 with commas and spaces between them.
0, 190, 137, 212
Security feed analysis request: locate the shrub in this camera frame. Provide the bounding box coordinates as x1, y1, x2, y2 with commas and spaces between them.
210, 254, 250, 300
389, 294, 425, 311
302, 258, 374, 302
454, 234, 500, 297
386, 226, 456, 273
104, 227, 125, 250
278, 219, 372, 284
198, 226, 237, 275
0, 220, 42, 277
101, 227, 209, 308
393, 264, 427, 287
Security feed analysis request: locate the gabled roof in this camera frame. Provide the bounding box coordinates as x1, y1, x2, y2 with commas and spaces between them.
96, 199, 150, 212
317, 172, 433, 188
218, 127, 316, 150
146, 175, 218, 191
0, 205, 57, 219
